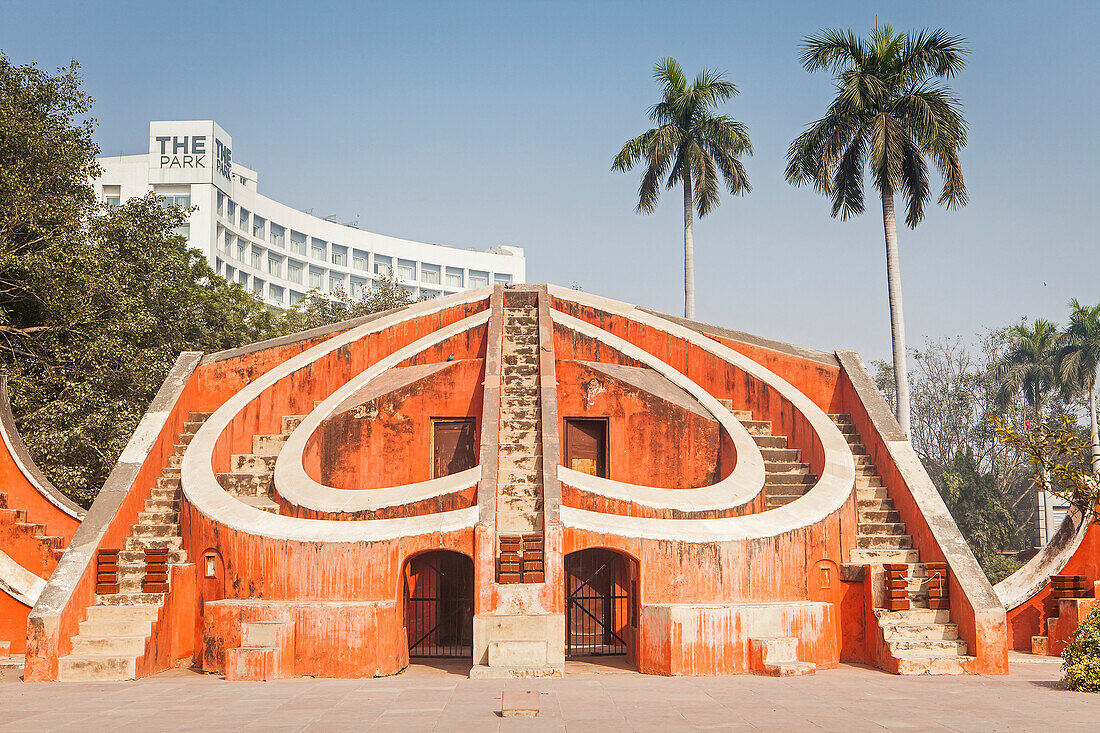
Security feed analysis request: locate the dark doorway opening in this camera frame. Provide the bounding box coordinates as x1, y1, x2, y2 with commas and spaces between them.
432, 418, 477, 478
404, 551, 474, 658
564, 548, 636, 658
564, 417, 608, 478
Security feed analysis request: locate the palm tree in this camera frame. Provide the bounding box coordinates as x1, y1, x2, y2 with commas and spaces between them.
996, 318, 1059, 544
1056, 300, 1100, 472
613, 58, 752, 320
786, 25, 969, 438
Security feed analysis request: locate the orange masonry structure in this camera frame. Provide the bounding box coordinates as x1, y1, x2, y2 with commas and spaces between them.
6, 285, 1016, 680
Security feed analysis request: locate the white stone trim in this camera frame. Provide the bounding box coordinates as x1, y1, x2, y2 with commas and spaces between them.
181, 288, 492, 542
0, 548, 45, 608
273, 312, 489, 514
547, 285, 855, 542
552, 310, 765, 511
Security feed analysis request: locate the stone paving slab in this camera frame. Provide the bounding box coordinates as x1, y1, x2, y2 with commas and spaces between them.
0, 658, 1096, 731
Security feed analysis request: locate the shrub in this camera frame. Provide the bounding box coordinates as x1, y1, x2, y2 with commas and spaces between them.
1063, 602, 1100, 692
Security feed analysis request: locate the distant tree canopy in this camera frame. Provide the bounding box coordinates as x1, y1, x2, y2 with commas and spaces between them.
0, 53, 407, 506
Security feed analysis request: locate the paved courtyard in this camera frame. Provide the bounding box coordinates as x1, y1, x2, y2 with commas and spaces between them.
0, 654, 1094, 732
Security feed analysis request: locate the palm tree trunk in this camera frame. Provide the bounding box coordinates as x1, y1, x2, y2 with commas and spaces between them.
881, 189, 912, 438
1090, 364, 1099, 473
683, 166, 695, 320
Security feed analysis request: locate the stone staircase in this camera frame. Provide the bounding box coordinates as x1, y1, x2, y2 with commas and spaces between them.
836, 415, 974, 674
0, 494, 66, 577
496, 292, 543, 542
215, 414, 305, 514
717, 402, 817, 509
57, 412, 210, 681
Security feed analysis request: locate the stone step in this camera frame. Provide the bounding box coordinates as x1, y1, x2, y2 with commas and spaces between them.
129, 523, 180, 538
856, 534, 912, 550
178, 432, 195, 445
70, 634, 148, 656
145, 498, 181, 512
765, 472, 815, 485
189, 412, 213, 422
856, 487, 889, 500
851, 548, 920, 563
498, 471, 539, 486
252, 434, 288, 455
741, 421, 773, 436
877, 608, 952, 624
881, 622, 959, 641
95, 594, 166, 607
58, 654, 137, 681
230, 454, 277, 473
856, 477, 885, 489
753, 435, 788, 449
172, 444, 187, 457
506, 455, 543, 472
861, 510, 902, 523
282, 415, 307, 434
766, 497, 800, 509
836, 424, 858, 435
137, 510, 179, 524
157, 477, 181, 490
123, 536, 183, 551
218, 473, 274, 496
183, 421, 205, 434
848, 442, 867, 454
759, 448, 800, 462
762, 461, 811, 474
829, 414, 853, 424
853, 454, 873, 466
892, 654, 974, 676
118, 550, 185, 565
858, 522, 907, 535
78, 617, 154, 637
887, 639, 968, 657
500, 407, 539, 422
85, 604, 161, 623
498, 443, 542, 457
766, 485, 810, 498
500, 419, 539, 432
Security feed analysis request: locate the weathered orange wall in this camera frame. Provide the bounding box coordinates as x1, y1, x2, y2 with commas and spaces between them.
1006, 523, 1100, 650
706, 334, 841, 415
314, 358, 485, 489
555, 360, 720, 489
0, 448, 80, 547
0, 591, 31, 654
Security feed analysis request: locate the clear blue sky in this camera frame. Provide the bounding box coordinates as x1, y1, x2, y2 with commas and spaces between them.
3, 0, 1097, 363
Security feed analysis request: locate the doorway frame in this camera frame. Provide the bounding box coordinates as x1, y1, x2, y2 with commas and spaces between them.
563, 416, 609, 479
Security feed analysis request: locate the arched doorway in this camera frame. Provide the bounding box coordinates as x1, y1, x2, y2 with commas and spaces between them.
403, 551, 474, 658
564, 548, 637, 658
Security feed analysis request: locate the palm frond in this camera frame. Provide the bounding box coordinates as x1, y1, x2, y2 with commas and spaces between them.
800, 28, 865, 73
898, 130, 930, 227
901, 29, 968, 82
830, 129, 866, 219
691, 142, 722, 217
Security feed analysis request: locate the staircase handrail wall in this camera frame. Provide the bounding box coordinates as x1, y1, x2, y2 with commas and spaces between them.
835, 350, 1008, 674
24, 352, 204, 681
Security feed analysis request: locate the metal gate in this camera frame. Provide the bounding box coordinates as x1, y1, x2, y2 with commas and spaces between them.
405, 551, 474, 658
565, 549, 633, 657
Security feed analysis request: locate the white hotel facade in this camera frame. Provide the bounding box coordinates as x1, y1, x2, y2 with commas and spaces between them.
93, 121, 525, 306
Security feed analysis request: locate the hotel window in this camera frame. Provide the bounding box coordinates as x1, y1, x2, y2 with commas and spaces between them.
329, 274, 346, 293
289, 290, 305, 306
310, 238, 326, 261
290, 230, 307, 255
445, 267, 464, 288
217, 191, 225, 216
269, 224, 285, 248
225, 265, 235, 281
352, 249, 369, 271
252, 277, 264, 295
469, 270, 489, 288
237, 271, 249, 287
373, 255, 392, 276
287, 261, 303, 284
172, 224, 190, 242
267, 255, 282, 277
420, 263, 441, 285
236, 239, 247, 261
309, 267, 324, 289
396, 259, 416, 282
106, 196, 121, 209
215, 257, 223, 275
251, 247, 263, 270
422, 289, 440, 299
252, 216, 266, 239
351, 277, 367, 299
158, 194, 191, 208
227, 200, 236, 219
494, 273, 513, 285
269, 284, 284, 303
239, 207, 250, 230
331, 244, 347, 267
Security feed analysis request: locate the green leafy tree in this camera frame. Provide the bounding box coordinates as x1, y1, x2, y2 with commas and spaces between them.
786, 25, 969, 438
274, 274, 414, 333
1063, 603, 1100, 693
613, 57, 752, 320
939, 449, 1018, 582
0, 54, 280, 505
1056, 300, 1100, 472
